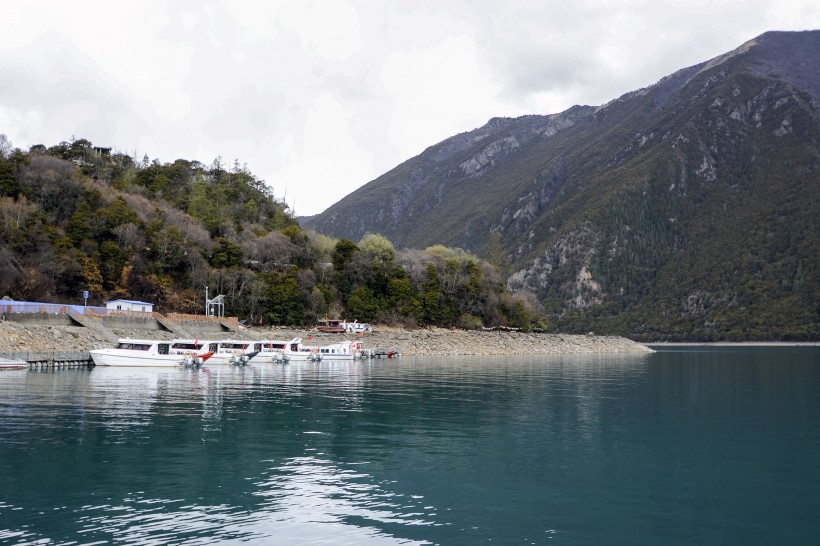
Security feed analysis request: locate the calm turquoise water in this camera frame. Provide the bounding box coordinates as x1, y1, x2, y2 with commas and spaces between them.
1, 347, 818, 545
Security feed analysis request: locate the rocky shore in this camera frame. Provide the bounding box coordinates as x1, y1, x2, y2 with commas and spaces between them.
0, 320, 652, 356
302, 326, 653, 355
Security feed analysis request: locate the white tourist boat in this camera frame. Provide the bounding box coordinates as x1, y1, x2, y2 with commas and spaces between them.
169, 339, 221, 365
245, 339, 300, 363
315, 318, 372, 334
283, 338, 323, 361
318, 339, 365, 361
175, 339, 259, 365
90, 339, 211, 367
343, 320, 372, 334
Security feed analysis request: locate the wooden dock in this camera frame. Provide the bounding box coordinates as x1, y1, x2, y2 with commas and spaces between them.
0, 351, 94, 369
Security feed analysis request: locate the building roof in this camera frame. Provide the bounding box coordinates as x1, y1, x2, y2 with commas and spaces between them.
104, 299, 154, 306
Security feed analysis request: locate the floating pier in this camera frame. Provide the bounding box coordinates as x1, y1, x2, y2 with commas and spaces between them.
370, 348, 401, 358
0, 351, 94, 369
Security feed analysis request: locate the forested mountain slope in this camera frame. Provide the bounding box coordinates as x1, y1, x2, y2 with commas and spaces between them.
304, 30, 820, 340
0, 139, 532, 330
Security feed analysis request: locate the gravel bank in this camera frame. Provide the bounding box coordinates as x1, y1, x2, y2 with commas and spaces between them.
270, 327, 654, 355
0, 320, 652, 355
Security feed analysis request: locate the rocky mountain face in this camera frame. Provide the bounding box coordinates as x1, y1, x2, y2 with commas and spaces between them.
303, 31, 820, 340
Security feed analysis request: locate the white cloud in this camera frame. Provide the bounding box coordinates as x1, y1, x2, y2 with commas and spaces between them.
381, 34, 501, 157
1, 0, 818, 215
275, 92, 376, 215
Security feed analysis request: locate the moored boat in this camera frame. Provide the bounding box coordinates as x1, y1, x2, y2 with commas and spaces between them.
283, 338, 322, 361
168, 339, 218, 367
245, 339, 298, 363
343, 320, 372, 333
90, 339, 211, 367
316, 318, 346, 333
316, 318, 372, 334
0, 357, 28, 370
318, 339, 364, 361
186, 339, 259, 365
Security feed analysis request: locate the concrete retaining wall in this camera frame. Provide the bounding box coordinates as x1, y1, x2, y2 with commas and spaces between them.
180, 320, 229, 333
102, 316, 164, 331
3, 313, 74, 326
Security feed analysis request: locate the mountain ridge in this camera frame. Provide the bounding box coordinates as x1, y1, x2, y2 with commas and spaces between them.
303, 30, 820, 340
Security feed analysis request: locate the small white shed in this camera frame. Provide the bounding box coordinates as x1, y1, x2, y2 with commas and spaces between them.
105, 299, 154, 313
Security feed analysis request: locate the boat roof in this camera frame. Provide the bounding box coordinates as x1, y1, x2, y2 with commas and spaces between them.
116, 338, 168, 344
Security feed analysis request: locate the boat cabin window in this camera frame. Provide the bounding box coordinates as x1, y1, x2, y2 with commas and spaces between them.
158, 344, 169, 355
114, 342, 151, 351
209, 343, 218, 353
172, 343, 199, 350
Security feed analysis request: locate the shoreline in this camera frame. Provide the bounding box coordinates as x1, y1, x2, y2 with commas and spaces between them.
646, 341, 819, 347
0, 320, 654, 356
3, 320, 816, 357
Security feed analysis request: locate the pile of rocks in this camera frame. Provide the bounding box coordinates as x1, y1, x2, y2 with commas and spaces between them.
3, 322, 89, 353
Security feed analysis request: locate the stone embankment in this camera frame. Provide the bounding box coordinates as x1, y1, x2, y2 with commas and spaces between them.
292, 327, 653, 355
0, 320, 652, 355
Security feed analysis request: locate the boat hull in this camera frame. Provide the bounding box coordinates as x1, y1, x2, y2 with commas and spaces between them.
0, 357, 28, 370
206, 355, 254, 365
90, 349, 186, 367
251, 351, 289, 364
284, 352, 322, 361
317, 355, 356, 361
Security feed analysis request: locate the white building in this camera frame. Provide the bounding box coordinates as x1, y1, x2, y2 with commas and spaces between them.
104, 299, 154, 313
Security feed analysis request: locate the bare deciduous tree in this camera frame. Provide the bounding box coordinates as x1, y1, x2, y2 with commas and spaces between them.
112, 223, 144, 250
0, 195, 37, 235
0, 133, 12, 159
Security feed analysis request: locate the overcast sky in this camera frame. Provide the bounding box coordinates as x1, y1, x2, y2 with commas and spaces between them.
2, 1, 818, 215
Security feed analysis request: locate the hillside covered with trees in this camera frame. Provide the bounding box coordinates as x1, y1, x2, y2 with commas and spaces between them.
0, 136, 537, 330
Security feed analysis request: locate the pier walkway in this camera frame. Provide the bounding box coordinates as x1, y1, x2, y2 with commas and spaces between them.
0, 351, 93, 369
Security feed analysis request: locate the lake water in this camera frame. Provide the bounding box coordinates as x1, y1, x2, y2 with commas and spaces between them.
1, 347, 818, 545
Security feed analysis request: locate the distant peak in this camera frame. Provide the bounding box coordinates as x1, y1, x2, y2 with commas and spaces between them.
483, 117, 515, 130
697, 36, 759, 75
